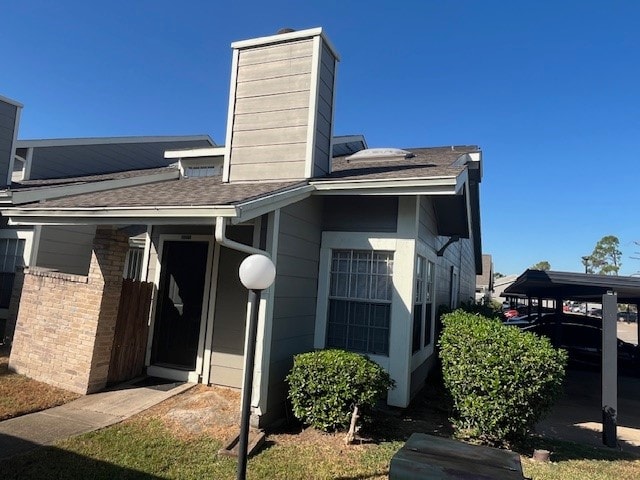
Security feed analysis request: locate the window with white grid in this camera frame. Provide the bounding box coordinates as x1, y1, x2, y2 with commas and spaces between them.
326, 250, 393, 355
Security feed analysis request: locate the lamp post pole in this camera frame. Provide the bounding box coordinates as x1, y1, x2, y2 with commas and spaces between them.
582, 256, 590, 274
236, 254, 276, 480
237, 288, 261, 480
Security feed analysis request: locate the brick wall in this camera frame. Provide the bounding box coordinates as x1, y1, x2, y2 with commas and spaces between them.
8, 228, 128, 394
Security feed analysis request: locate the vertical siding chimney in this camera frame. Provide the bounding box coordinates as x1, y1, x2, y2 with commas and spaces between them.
223, 28, 339, 182
0, 95, 23, 188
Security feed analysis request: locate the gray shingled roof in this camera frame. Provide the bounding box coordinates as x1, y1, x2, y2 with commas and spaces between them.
14, 145, 479, 210
323, 146, 479, 181
11, 166, 178, 190
34, 176, 305, 208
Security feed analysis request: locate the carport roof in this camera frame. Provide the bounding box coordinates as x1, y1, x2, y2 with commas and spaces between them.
504, 269, 640, 304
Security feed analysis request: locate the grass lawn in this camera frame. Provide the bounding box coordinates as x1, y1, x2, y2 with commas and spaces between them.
1, 380, 639, 479
0, 345, 79, 420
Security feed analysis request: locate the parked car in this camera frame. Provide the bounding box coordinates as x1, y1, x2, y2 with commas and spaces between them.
618, 312, 638, 323
503, 313, 549, 327
522, 318, 640, 374
503, 309, 519, 319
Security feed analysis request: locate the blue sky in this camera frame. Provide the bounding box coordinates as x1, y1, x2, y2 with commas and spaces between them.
2, 1, 639, 275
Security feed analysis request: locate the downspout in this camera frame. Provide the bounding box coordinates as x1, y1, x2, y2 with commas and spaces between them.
214, 215, 273, 421
215, 216, 270, 257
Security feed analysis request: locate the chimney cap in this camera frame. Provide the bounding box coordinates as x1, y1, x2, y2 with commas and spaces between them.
231, 27, 340, 61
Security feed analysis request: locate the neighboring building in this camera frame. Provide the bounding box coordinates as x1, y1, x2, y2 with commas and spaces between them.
2, 28, 483, 426
0, 111, 215, 331
493, 274, 519, 304
475, 254, 494, 302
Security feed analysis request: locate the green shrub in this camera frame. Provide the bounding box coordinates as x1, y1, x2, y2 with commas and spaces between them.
286, 349, 394, 431
438, 310, 567, 445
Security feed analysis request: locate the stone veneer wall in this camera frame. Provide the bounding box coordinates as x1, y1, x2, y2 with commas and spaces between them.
8, 228, 128, 394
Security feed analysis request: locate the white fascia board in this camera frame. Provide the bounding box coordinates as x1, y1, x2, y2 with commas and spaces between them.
231, 27, 340, 60
232, 184, 314, 224
164, 147, 226, 159
223, 48, 240, 183
310, 173, 466, 196
3, 205, 238, 226
0, 95, 23, 108
15, 135, 215, 149
9, 169, 180, 205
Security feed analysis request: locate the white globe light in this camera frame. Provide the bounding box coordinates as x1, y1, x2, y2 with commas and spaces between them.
239, 254, 276, 290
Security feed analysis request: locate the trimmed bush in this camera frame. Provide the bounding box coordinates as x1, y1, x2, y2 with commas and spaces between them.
286, 349, 394, 431
438, 310, 566, 444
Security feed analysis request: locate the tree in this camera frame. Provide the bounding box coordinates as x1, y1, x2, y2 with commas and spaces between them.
589, 235, 622, 275
531, 261, 551, 271
493, 272, 505, 280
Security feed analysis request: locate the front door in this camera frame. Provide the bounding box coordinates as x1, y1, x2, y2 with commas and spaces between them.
151, 240, 210, 370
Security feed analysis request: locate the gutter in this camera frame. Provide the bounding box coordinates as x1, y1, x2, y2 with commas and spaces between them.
215, 216, 269, 257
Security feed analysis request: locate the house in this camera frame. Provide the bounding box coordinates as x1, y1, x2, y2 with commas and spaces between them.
2, 28, 483, 426
475, 254, 494, 302
0, 95, 214, 336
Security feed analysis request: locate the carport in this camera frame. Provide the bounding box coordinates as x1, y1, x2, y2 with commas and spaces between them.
504, 269, 640, 448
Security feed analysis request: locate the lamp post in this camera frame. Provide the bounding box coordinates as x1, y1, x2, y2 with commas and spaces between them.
582, 256, 590, 274
236, 254, 276, 480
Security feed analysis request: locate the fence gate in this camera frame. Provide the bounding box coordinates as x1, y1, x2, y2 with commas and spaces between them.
107, 279, 154, 384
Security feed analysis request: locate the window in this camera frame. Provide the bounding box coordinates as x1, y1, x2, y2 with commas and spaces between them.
123, 247, 144, 281
424, 260, 434, 346
326, 250, 393, 355
450, 266, 459, 309
412, 256, 425, 353
0, 239, 26, 308
413, 256, 435, 352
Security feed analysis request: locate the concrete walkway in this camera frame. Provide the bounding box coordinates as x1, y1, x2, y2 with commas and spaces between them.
0, 378, 194, 460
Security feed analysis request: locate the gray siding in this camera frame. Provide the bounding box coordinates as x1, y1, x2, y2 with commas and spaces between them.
418, 196, 476, 307
322, 196, 398, 232
26, 139, 211, 180
229, 39, 314, 182
312, 44, 336, 176
0, 100, 18, 188
418, 196, 438, 249
410, 354, 436, 397
266, 197, 322, 416
210, 226, 253, 388
35, 225, 97, 275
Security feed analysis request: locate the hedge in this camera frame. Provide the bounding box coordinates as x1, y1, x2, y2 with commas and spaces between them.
438, 309, 566, 444
286, 349, 394, 431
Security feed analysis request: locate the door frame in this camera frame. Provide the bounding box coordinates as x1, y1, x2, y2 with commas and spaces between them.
146, 234, 215, 382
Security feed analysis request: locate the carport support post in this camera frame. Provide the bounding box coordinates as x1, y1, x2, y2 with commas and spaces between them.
636, 303, 640, 354
602, 291, 618, 448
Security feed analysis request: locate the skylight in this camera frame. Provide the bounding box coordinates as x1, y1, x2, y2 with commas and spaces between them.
346, 148, 414, 161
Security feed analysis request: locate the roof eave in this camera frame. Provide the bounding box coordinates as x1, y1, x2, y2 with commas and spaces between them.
9, 169, 180, 205
310, 172, 466, 196
232, 184, 314, 224
15, 135, 216, 149
2, 205, 238, 226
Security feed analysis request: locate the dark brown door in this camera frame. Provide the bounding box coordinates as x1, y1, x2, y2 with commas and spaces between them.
151, 240, 209, 370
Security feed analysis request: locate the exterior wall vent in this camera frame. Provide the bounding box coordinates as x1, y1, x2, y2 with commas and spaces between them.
346, 148, 414, 162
